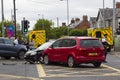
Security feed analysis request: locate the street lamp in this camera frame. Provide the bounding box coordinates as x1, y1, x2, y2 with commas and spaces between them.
1, 0, 4, 37
113, 0, 116, 51
113, 0, 116, 36
60, 0, 70, 36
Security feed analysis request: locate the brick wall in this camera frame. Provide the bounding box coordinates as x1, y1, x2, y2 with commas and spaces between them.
116, 2, 120, 8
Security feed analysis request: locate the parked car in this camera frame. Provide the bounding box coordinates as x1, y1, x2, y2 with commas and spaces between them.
24, 40, 55, 64
42, 36, 105, 68
0, 37, 27, 59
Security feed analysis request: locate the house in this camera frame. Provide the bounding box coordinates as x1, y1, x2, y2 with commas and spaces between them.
69, 15, 90, 29
89, 17, 97, 28
96, 8, 113, 28
96, 2, 120, 30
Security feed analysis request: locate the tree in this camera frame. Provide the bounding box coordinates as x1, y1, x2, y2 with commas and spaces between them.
33, 19, 53, 40
69, 28, 87, 36
33, 19, 52, 30
50, 26, 68, 39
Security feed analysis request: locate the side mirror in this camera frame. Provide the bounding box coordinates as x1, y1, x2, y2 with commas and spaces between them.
50, 45, 53, 48
13, 42, 16, 45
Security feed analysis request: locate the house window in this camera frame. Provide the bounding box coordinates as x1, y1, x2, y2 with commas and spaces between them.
118, 18, 120, 28
105, 20, 111, 27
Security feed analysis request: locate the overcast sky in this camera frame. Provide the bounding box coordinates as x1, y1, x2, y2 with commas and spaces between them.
0, 0, 119, 30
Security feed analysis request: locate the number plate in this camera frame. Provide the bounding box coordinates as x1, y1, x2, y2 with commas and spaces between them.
89, 53, 98, 56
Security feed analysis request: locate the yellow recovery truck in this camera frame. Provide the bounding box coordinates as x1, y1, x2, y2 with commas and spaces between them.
29, 30, 46, 48
87, 27, 113, 52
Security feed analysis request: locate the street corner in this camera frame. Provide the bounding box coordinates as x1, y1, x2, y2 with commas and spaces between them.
111, 51, 120, 55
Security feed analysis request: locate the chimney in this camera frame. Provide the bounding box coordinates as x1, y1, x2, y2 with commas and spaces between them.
116, 2, 120, 8
83, 15, 88, 21
71, 18, 75, 24
62, 22, 66, 26
75, 18, 80, 22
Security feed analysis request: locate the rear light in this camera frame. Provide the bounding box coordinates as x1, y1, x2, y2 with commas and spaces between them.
100, 47, 104, 50
78, 48, 87, 54
79, 48, 87, 51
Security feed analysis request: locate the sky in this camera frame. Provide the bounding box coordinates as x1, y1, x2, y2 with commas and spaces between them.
0, 0, 119, 30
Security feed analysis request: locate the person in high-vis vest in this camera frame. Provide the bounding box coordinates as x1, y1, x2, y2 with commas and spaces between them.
102, 34, 108, 63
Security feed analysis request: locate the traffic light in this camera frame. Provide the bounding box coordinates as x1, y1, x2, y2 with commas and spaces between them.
24, 20, 28, 32
22, 20, 30, 33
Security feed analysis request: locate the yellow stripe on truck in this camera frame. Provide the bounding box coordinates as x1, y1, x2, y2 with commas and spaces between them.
29, 30, 46, 48
87, 27, 113, 45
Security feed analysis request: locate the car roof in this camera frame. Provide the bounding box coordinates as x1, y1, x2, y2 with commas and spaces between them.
0, 37, 9, 39
59, 36, 98, 40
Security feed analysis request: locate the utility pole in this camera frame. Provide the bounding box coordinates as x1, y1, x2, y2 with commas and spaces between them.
60, 0, 70, 36
103, 0, 105, 27
113, 0, 116, 36
57, 17, 59, 27
13, 0, 17, 38
1, 0, 4, 37
113, 0, 116, 51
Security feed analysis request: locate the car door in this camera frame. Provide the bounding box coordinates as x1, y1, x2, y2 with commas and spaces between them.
58, 39, 73, 62
49, 39, 62, 62
0, 38, 7, 56
4, 39, 17, 56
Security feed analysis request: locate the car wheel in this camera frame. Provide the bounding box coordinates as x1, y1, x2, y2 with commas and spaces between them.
18, 51, 26, 59
67, 56, 75, 68
4, 57, 11, 59
44, 55, 49, 65
93, 62, 101, 67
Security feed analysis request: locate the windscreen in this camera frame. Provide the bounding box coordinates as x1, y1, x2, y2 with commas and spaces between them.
80, 39, 103, 47
36, 41, 54, 50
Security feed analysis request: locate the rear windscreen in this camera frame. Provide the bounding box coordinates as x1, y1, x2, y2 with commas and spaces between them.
80, 39, 103, 47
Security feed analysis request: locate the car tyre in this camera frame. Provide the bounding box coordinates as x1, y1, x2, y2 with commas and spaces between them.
18, 51, 26, 59
4, 57, 11, 59
44, 55, 49, 65
93, 62, 101, 67
67, 56, 75, 68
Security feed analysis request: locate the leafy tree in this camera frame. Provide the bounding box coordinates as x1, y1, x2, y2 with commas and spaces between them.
51, 26, 68, 39
33, 19, 53, 40
33, 19, 88, 40
33, 19, 52, 30
69, 28, 87, 36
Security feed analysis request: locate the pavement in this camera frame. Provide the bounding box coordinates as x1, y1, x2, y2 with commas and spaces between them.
109, 49, 120, 55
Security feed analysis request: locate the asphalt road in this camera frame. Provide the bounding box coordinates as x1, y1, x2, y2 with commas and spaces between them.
0, 51, 120, 80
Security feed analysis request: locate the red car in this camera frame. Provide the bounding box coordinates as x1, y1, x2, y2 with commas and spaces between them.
42, 36, 105, 67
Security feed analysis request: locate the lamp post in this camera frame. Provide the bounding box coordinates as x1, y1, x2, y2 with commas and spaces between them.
113, 0, 116, 36
103, 0, 105, 27
60, 0, 69, 36
112, 0, 116, 51
1, 0, 4, 37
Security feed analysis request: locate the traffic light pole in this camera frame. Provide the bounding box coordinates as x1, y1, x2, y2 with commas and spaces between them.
13, 0, 17, 38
